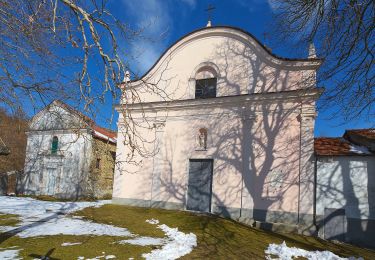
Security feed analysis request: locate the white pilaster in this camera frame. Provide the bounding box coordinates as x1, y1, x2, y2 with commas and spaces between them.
298, 107, 316, 229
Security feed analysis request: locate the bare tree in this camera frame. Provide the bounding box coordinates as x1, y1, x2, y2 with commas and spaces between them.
271, 0, 374, 121
0, 0, 134, 110
0, 0, 170, 165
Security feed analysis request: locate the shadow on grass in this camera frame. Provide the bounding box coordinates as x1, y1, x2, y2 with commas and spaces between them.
29, 248, 60, 260
0, 202, 77, 244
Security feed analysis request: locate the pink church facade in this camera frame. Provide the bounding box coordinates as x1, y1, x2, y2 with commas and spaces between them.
113, 26, 322, 233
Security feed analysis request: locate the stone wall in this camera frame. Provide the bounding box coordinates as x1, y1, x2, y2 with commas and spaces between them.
89, 137, 116, 198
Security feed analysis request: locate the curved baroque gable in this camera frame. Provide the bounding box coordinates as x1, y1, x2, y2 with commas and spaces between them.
126, 26, 322, 103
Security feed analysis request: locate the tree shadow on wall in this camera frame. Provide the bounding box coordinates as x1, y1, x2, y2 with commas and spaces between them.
130, 38, 317, 233
316, 157, 375, 249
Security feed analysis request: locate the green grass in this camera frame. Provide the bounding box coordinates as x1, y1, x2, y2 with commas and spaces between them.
0, 214, 20, 227
76, 204, 375, 259
0, 235, 152, 259
1, 203, 375, 259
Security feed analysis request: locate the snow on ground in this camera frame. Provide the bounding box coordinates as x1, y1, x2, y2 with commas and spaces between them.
16, 218, 130, 238
0, 248, 22, 260
141, 219, 197, 260
146, 219, 159, 225
61, 242, 82, 246
0, 196, 130, 238
0, 197, 198, 260
265, 241, 363, 260
119, 237, 164, 246
78, 253, 116, 259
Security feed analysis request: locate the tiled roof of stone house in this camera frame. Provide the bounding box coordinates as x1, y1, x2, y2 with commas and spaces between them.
315, 128, 375, 156
51, 100, 117, 144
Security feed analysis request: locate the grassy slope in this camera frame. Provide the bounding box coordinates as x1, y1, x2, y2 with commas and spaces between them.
0, 204, 374, 259
0, 214, 20, 227
76, 204, 375, 259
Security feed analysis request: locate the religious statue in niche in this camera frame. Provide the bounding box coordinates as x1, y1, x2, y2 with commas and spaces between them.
197, 128, 208, 150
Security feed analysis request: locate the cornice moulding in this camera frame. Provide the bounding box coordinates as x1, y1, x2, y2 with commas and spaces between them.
116, 88, 323, 113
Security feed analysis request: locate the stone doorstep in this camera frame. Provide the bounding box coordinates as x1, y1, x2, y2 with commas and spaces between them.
238, 216, 317, 236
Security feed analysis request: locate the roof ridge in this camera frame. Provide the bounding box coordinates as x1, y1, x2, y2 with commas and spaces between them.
51, 100, 116, 139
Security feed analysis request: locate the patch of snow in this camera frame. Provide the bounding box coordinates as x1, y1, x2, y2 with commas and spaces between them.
0, 196, 130, 238
118, 237, 164, 246
142, 221, 197, 260
61, 242, 82, 246
265, 241, 363, 260
0, 196, 109, 219
78, 254, 116, 259
0, 225, 14, 232
0, 197, 197, 260
146, 219, 159, 225
350, 145, 371, 155
17, 218, 131, 238
0, 248, 22, 260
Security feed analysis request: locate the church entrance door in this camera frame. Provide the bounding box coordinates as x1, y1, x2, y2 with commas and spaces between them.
45, 167, 58, 195
186, 159, 213, 212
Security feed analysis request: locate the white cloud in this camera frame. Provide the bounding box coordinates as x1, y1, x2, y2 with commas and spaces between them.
180, 0, 196, 8
236, 0, 278, 12
131, 41, 162, 73
122, 0, 197, 74
121, 0, 180, 74
267, 0, 281, 12
123, 0, 171, 33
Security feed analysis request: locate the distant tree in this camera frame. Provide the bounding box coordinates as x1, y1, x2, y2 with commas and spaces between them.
0, 108, 28, 173
272, 0, 374, 121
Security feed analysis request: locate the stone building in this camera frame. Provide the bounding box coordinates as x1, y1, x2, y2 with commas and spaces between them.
113, 25, 323, 234
20, 100, 116, 199
315, 129, 375, 248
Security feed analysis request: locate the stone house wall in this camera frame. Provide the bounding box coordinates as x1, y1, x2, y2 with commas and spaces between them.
89, 137, 116, 198
316, 155, 375, 248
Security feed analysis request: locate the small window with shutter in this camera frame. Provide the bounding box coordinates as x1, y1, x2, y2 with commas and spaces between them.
51, 136, 58, 154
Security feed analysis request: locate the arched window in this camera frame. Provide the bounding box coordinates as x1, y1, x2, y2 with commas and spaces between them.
51, 136, 58, 154
194, 65, 218, 99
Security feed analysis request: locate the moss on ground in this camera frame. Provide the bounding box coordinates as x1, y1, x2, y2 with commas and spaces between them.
75, 204, 375, 259
0, 214, 20, 227
1, 203, 374, 259
0, 235, 153, 259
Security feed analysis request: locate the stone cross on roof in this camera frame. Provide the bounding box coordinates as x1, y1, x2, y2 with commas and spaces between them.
205, 4, 215, 27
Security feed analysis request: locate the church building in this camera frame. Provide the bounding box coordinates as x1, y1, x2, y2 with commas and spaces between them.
113, 25, 323, 233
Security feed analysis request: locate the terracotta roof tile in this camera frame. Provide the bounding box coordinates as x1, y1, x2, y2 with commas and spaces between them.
344, 128, 375, 140
315, 137, 373, 156
52, 100, 117, 143
92, 125, 117, 143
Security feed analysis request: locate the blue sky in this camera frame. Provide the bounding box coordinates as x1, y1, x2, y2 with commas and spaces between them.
22, 0, 373, 137
107, 0, 372, 137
